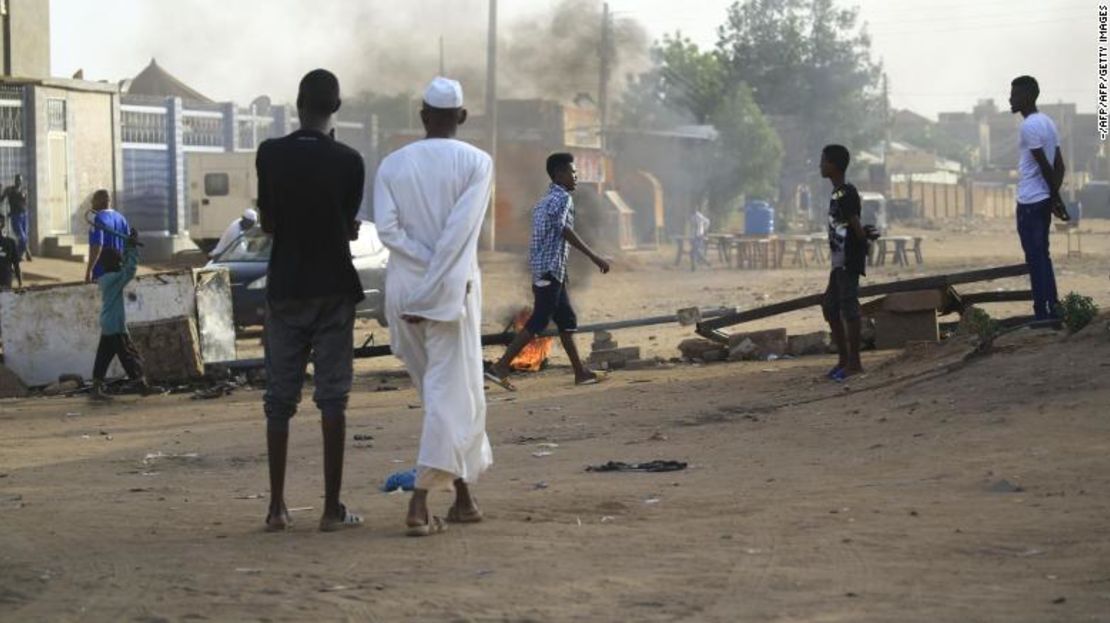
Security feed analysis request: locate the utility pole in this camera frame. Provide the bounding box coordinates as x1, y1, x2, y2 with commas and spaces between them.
1064, 101, 1076, 203
438, 36, 445, 76
597, 2, 611, 151
483, 0, 498, 251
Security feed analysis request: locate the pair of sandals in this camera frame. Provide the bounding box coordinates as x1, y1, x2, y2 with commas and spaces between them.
406, 503, 484, 537
265, 503, 363, 533
266, 503, 481, 536
484, 369, 604, 392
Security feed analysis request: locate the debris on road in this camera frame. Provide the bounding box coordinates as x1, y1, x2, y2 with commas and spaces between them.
586, 460, 688, 473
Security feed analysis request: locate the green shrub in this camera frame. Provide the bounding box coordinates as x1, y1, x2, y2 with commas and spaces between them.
1058, 293, 1099, 334
961, 306, 998, 341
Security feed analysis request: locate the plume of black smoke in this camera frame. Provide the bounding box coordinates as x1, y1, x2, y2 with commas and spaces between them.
123, 0, 648, 108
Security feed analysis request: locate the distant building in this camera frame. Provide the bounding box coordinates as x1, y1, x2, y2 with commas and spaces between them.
1, 0, 50, 79
0, 0, 124, 260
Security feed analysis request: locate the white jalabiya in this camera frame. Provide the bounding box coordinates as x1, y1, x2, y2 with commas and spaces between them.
374, 138, 494, 490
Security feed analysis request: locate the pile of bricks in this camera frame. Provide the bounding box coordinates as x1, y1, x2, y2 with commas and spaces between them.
588, 330, 657, 370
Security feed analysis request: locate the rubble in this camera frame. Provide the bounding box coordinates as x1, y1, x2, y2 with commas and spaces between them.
588, 332, 641, 369
129, 316, 205, 383
0, 364, 29, 399
726, 328, 787, 361
787, 331, 833, 356
678, 338, 726, 362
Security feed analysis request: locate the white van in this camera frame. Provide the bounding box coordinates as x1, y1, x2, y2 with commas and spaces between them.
187, 152, 257, 251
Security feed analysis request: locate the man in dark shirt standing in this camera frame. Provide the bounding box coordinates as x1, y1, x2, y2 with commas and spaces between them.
2, 174, 31, 262
820, 145, 877, 381
257, 69, 366, 532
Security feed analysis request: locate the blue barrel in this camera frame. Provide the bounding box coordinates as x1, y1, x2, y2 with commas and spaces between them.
744, 200, 775, 235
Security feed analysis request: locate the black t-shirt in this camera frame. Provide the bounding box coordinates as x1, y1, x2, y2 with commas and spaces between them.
4, 187, 27, 215
256, 129, 366, 302
0, 235, 19, 288
827, 183, 866, 276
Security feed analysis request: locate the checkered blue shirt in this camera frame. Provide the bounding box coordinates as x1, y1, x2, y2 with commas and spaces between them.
529, 183, 574, 283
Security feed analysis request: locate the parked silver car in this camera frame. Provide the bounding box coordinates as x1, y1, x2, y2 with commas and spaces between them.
207, 220, 389, 327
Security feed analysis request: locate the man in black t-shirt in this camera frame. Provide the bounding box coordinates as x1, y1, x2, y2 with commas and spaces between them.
820, 145, 878, 381
256, 69, 366, 533
0, 215, 22, 290
1, 174, 31, 262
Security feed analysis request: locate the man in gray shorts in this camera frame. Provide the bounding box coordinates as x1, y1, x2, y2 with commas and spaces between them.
256, 69, 366, 532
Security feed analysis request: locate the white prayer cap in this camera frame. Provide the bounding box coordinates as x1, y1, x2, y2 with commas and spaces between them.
423, 77, 464, 109
243, 208, 258, 221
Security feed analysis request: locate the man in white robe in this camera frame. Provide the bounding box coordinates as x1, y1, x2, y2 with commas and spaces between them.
374, 77, 494, 536
209, 208, 257, 259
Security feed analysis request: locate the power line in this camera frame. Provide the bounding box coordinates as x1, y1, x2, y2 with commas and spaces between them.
867, 15, 1084, 36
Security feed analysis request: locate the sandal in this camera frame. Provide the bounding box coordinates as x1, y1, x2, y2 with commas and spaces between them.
575, 375, 602, 386
446, 504, 483, 524
484, 370, 517, 392
406, 515, 448, 537
318, 503, 363, 532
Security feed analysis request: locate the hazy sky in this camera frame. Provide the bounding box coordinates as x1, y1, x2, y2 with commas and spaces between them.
51, 0, 1092, 120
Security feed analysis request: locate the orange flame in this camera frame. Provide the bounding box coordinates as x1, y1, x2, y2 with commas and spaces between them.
510, 307, 554, 372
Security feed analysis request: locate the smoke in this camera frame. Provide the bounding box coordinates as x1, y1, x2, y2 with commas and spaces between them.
112, 0, 649, 108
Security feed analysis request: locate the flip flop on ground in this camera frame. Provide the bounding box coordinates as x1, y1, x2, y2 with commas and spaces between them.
406, 515, 448, 537
484, 370, 517, 392
575, 372, 604, 386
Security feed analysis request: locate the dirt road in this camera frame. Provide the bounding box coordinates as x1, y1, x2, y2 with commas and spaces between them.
2, 222, 1109, 621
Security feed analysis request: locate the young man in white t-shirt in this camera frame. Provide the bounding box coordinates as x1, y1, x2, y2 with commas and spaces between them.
1009, 75, 1067, 321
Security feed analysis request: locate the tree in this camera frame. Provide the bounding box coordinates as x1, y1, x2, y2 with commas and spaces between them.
620, 34, 782, 221
621, 34, 726, 128
717, 0, 885, 156
708, 84, 783, 210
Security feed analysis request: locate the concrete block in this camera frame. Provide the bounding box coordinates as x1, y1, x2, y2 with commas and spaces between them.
676, 307, 702, 326
787, 331, 832, 357
882, 289, 945, 313
42, 380, 80, 396
591, 339, 618, 351
592, 330, 614, 344
129, 316, 205, 382
678, 338, 722, 360
0, 364, 28, 398
728, 338, 758, 361
726, 328, 788, 358
701, 348, 727, 362
589, 346, 641, 368
623, 358, 661, 370
871, 310, 939, 350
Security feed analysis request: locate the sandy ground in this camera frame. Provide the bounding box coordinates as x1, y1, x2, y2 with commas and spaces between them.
2, 220, 1110, 621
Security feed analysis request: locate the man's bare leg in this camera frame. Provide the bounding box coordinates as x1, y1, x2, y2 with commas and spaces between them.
844, 317, 864, 375
266, 427, 290, 530
828, 319, 847, 370
560, 331, 597, 384
491, 329, 534, 379
448, 478, 483, 523
407, 488, 430, 528
320, 414, 346, 521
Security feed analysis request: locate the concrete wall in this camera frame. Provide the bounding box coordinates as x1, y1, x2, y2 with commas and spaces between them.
0, 267, 235, 386
2, 0, 50, 79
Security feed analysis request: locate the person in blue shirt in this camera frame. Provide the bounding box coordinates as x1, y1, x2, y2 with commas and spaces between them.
85, 189, 130, 283
90, 228, 152, 400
